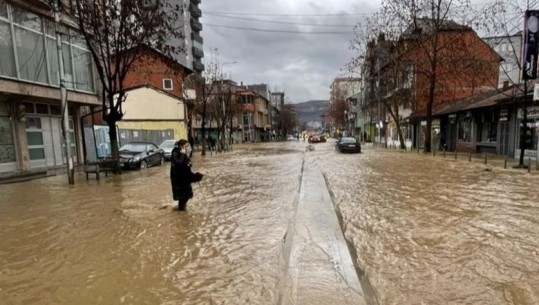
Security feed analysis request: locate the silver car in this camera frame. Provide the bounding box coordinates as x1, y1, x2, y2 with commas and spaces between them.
159, 139, 176, 160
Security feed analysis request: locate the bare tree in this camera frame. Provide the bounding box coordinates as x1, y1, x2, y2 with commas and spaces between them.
352, 0, 492, 152
185, 48, 226, 156
327, 86, 350, 133
60, 0, 184, 160
279, 105, 298, 137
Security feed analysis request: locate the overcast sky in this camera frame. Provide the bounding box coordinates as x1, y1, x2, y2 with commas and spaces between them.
199, 0, 381, 103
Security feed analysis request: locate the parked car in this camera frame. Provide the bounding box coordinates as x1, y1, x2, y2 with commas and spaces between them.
336, 137, 361, 153
119, 142, 165, 169
159, 139, 176, 160
309, 134, 324, 143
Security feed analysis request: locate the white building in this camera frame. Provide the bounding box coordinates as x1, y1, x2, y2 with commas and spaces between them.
168, 0, 204, 73
0, 0, 99, 176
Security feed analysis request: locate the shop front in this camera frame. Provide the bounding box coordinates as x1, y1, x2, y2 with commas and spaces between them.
515, 106, 539, 159
0, 102, 17, 173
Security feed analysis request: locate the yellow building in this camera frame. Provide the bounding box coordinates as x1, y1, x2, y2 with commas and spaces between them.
116, 85, 188, 144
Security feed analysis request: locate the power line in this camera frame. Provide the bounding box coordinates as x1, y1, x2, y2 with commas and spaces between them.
204, 10, 374, 17
204, 13, 358, 28
203, 23, 353, 34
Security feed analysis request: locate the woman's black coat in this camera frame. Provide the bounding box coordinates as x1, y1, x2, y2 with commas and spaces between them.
170, 147, 202, 201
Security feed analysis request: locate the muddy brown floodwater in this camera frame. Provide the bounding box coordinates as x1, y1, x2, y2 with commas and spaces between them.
2, 141, 539, 305
315, 142, 539, 305
0, 144, 304, 305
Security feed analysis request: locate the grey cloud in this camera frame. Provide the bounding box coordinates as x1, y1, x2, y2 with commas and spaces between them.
200, 0, 375, 103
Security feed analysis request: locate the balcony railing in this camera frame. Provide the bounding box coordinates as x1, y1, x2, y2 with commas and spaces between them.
192, 46, 204, 59
190, 18, 203, 32
193, 60, 205, 72
190, 3, 202, 18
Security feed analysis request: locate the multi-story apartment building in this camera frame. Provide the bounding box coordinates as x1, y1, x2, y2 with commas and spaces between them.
329, 77, 362, 136
0, 0, 99, 175
170, 0, 204, 73
483, 33, 522, 88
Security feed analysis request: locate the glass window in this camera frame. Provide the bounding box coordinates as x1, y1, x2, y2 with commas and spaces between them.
479, 122, 497, 143
0, 22, 17, 77
62, 42, 74, 88
28, 148, 45, 160
44, 20, 55, 37
26, 117, 41, 129
46, 38, 59, 85
35, 103, 49, 114
458, 118, 472, 142
0, 1, 7, 19
23, 102, 35, 114
14, 27, 48, 83
50, 105, 61, 115
73, 47, 93, 91
26, 131, 43, 145
12, 6, 41, 32
521, 119, 539, 150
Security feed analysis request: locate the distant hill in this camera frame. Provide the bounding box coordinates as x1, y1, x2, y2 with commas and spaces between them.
292, 100, 329, 124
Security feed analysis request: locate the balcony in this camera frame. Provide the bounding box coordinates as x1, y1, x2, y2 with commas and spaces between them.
190, 0, 201, 4
190, 19, 203, 32
191, 33, 203, 45
190, 3, 202, 18
192, 46, 204, 59
193, 60, 204, 72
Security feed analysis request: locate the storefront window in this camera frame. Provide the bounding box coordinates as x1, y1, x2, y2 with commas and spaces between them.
520, 119, 539, 150
0, 104, 16, 164
479, 122, 497, 142
458, 117, 472, 142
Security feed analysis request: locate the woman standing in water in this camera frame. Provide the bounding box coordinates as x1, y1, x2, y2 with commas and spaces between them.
170, 139, 204, 211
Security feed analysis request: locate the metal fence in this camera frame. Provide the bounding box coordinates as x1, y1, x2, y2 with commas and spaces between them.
118, 129, 175, 146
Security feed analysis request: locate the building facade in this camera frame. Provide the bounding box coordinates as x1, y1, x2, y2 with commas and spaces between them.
483, 33, 522, 88
115, 46, 192, 144
0, 0, 99, 175
169, 0, 204, 73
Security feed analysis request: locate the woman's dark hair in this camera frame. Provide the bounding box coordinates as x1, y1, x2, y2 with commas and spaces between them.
177, 139, 188, 147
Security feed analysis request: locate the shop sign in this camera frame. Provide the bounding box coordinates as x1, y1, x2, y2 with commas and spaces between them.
518, 106, 539, 118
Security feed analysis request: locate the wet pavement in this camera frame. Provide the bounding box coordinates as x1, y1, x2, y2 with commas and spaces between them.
1, 140, 539, 305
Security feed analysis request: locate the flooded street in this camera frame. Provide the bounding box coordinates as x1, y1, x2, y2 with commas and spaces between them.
1, 141, 539, 305
316, 142, 539, 305
0, 144, 304, 305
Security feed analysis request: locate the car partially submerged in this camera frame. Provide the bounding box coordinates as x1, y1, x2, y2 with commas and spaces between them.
119, 142, 165, 169
336, 137, 361, 153
159, 139, 176, 160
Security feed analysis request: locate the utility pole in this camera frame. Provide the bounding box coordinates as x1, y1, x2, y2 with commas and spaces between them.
53, 0, 74, 184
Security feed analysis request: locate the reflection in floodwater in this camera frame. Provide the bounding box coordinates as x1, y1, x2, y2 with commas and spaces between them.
1, 141, 539, 305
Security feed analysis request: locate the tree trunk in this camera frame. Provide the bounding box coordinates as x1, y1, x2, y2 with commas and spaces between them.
201, 99, 207, 156
397, 122, 406, 149
425, 75, 436, 153
107, 120, 119, 160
